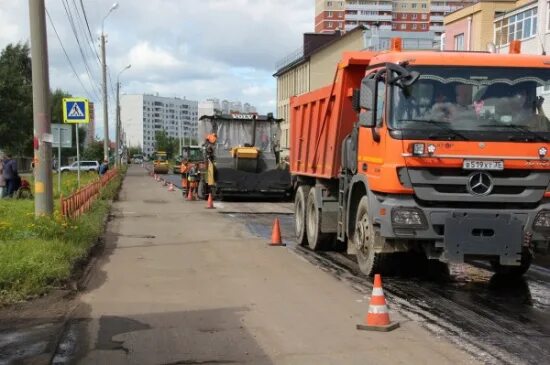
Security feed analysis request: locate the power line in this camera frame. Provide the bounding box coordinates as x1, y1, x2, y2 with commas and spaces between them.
45, 7, 94, 100
79, 0, 102, 65
73, 0, 102, 67
60, 0, 102, 100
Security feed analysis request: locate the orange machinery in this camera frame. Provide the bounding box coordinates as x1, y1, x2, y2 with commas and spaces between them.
291, 39, 550, 277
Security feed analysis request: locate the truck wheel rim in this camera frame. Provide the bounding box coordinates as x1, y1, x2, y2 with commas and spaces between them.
356, 213, 370, 255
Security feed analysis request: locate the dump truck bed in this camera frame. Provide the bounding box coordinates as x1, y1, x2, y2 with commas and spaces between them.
290, 52, 373, 179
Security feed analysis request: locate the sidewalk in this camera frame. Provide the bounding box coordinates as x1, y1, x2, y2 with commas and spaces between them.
59, 166, 479, 364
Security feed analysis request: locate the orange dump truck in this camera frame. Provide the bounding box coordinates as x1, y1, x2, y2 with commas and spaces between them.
291, 39, 550, 277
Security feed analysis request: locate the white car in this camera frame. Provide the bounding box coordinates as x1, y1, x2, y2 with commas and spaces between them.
60, 161, 100, 173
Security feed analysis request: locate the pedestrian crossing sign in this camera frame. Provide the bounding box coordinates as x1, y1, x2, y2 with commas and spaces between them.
63, 97, 90, 124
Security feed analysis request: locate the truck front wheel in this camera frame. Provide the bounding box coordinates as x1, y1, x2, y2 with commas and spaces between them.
352, 196, 384, 276
294, 185, 311, 246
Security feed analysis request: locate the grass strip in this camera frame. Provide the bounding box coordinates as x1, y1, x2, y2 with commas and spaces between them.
0, 170, 123, 304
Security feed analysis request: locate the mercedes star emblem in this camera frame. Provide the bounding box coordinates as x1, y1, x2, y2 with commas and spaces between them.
467, 172, 494, 196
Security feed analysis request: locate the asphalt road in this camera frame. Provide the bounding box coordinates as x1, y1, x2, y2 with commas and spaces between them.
51, 166, 482, 364
232, 213, 550, 365
111, 165, 550, 364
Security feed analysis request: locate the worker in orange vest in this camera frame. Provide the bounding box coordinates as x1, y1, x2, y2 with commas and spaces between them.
180, 159, 189, 194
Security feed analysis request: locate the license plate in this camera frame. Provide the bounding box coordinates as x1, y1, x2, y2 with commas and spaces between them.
463, 160, 504, 171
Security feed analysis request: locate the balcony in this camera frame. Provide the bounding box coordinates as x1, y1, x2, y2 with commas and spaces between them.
347, 4, 392, 12
430, 5, 453, 13
346, 13, 392, 22
431, 15, 445, 22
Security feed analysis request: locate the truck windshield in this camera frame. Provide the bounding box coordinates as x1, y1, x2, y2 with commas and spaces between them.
390, 67, 550, 141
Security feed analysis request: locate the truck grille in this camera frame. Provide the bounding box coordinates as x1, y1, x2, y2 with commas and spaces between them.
407, 168, 549, 204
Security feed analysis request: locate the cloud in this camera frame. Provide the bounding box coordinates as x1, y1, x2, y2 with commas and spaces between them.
0, 0, 314, 139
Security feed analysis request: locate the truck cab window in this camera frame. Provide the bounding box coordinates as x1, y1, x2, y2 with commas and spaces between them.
376, 80, 385, 126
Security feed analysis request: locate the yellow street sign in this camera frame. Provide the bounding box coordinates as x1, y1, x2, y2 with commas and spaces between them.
63, 97, 90, 124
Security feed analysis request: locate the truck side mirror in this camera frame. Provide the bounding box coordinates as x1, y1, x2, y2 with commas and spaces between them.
358, 77, 377, 128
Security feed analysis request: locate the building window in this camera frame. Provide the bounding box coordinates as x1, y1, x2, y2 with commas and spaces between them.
327, 1, 332, 7
400, 23, 406, 30
421, 13, 427, 20
422, 3, 427, 9
338, 11, 343, 18
328, 21, 333, 28
494, 6, 537, 47
454, 33, 465, 51
412, 14, 417, 20
328, 11, 333, 17
412, 24, 417, 30
401, 3, 407, 8
412, 3, 417, 9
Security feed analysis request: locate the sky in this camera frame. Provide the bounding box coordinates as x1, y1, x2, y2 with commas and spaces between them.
0, 0, 313, 139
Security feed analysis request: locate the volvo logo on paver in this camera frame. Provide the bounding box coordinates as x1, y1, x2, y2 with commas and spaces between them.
467, 172, 493, 196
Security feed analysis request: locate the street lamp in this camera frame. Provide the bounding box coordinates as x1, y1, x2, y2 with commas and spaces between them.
116, 64, 131, 167
101, 2, 119, 163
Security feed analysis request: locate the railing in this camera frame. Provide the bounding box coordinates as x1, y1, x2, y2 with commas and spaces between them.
60, 169, 118, 219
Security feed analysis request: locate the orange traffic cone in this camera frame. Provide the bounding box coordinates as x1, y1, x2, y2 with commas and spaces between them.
269, 217, 284, 246
205, 193, 215, 209
357, 274, 399, 332
168, 183, 175, 192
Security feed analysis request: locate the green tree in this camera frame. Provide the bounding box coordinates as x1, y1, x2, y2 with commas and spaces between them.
82, 140, 104, 162
128, 146, 143, 157
154, 130, 177, 158
0, 43, 33, 156
50, 89, 72, 124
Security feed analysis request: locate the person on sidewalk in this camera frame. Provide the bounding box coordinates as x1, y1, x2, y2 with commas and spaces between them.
99, 160, 109, 176
0, 154, 6, 198
2, 154, 18, 198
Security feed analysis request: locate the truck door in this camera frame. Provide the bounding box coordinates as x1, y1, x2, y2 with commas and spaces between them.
356, 70, 387, 191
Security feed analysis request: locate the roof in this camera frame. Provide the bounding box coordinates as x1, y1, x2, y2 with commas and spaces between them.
367, 50, 550, 69
273, 25, 368, 77
199, 113, 283, 122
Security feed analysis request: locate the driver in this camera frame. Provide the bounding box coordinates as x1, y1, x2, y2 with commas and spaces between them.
430, 84, 475, 122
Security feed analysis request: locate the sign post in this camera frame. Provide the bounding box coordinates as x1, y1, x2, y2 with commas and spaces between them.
52, 123, 72, 195
62, 97, 89, 188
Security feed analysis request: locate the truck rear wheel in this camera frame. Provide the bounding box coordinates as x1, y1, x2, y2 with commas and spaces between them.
352, 195, 384, 276
490, 248, 532, 277
294, 185, 311, 246
306, 188, 332, 250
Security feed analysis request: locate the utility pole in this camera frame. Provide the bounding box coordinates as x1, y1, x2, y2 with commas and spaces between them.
101, 2, 119, 164
115, 80, 120, 167
115, 64, 130, 167
101, 33, 109, 163
29, 0, 53, 216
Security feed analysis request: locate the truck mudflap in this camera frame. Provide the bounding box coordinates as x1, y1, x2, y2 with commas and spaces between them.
215, 168, 291, 196
443, 212, 523, 266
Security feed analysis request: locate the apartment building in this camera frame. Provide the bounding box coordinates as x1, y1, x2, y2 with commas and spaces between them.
316, 1, 476, 36
120, 94, 198, 157
443, 0, 517, 51
315, 0, 346, 32
198, 98, 257, 119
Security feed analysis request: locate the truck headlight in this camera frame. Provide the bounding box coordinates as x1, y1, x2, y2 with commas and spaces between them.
533, 210, 550, 231
391, 208, 427, 229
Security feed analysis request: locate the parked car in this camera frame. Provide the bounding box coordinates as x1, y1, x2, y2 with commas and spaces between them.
60, 161, 100, 173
